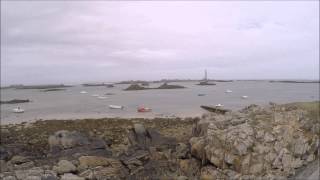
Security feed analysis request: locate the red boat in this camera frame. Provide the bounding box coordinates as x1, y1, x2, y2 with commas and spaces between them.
137, 107, 152, 112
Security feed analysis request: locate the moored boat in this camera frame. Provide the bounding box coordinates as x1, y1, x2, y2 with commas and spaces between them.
215, 104, 224, 107
97, 96, 108, 99
13, 107, 24, 113
80, 91, 88, 94
225, 89, 232, 93
242, 95, 248, 99
137, 107, 152, 112
109, 105, 124, 109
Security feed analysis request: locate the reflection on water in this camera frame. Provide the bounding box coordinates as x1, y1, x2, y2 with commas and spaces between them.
1, 81, 319, 124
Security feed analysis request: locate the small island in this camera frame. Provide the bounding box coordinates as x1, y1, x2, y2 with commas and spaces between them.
196, 81, 216, 86
124, 83, 186, 91
0, 99, 30, 104
14, 84, 72, 89
157, 83, 185, 89
40, 88, 66, 92
116, 80, 149, 85
124, 84, 148, 91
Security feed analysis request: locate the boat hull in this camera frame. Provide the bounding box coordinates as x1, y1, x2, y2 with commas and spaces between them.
109, 105, 124, 109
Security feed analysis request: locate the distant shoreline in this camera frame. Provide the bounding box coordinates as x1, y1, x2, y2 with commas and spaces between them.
2, 79, 319, 88
269, 80, 320, 83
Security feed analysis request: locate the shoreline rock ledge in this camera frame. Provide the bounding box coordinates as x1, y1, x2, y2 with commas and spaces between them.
0, 102, 319, 179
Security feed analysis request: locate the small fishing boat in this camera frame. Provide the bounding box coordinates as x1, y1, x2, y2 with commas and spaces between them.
198, 94, 206, 96
137, 107, 152, 112
215, 104, 224, 107
242, 96, 248, 99
80, 91, 88, 94
97, 96, 108, 99
91, 94, 99, 97
109, 105, 124, 109
13, 107, 24, 113
225, 89, 232, 93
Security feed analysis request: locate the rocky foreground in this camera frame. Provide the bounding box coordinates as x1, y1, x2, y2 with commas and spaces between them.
0, 102, 319, 180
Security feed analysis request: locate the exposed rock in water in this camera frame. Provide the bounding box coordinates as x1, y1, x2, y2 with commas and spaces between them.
124, 84, 148, 91
157, 83, 186, 89
200, 105, 231, 114
196, 81, 216, 85
124, 83, 186, 91
0, 99, 30, 104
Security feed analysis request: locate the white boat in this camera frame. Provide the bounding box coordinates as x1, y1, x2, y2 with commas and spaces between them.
215, 104, 224, 107
109, 105, 124, 109
97, 96, 108, 99
242, 96, 248, 99
80, 91, 88, 94
13, 107, 24, 113
225, 89, 232, 93
91, 94, 99, 97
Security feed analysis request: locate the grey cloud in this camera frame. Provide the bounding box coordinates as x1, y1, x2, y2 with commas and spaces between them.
1, 1, 319, 85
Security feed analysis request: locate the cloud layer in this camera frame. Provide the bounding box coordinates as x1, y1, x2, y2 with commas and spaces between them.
1, 1, 319, 85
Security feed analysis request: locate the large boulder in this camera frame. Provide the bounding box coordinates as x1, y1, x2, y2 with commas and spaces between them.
200, 166, 227, 180
60, 173, 84, 180
52, 160, 76, 174
78, 156, 113, 169
128, 123, 176, 149
78, 156, 128, 178
48, 130, 89, 149
179, 158, 200, 177
2, 176, 17, 180
189, 104, 319, 178
0, 146, 12, 161
93, 165, 128, 179
9, 156, 30, 165
15, 167, 44, 180
175, 143, 189, 159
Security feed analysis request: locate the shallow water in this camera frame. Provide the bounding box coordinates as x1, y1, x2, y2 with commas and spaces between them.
1, 81, 319, 124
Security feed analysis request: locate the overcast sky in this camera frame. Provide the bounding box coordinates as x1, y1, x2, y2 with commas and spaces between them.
1, 1, 319, 85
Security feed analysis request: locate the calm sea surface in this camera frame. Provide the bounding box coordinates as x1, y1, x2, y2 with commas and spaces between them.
1, 81, 319, 124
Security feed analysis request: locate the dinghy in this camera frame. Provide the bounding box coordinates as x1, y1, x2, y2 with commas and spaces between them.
13, 107, 24, 113
109, 105, 124, 109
